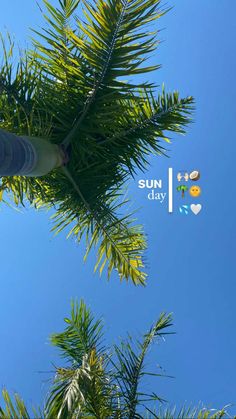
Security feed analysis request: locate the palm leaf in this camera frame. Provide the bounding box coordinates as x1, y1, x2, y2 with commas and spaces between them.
45, 301, 118, 418
148, 405, 229, 419
0, 302, 231, 418
0, 390, 41, 419
113, 313, 173, 417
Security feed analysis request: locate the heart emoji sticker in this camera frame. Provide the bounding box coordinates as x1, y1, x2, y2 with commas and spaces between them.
190, 204, 202, 215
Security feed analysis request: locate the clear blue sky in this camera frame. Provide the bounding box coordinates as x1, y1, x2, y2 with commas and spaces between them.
0, 0, 235, 413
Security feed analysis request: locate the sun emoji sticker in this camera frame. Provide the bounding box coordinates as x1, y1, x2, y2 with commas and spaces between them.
189, 185, 201, 198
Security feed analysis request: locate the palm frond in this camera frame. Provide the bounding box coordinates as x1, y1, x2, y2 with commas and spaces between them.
46, 301, 119, 418
60, 167, 148, 284
46, 299, 105, 417
88, 90, 194, 175
113, 313, 173, 418
32, 0, 82, 79
148, 404, 230, 419
0, 390, 41, 419
45, 357, 91, 418
50, 300, 104, 362
61, 0, 166, 148
0, 303, 231, 418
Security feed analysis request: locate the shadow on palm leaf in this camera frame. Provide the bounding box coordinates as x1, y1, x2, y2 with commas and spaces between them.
0, 0, 194, 284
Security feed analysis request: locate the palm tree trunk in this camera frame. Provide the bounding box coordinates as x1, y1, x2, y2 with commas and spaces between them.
0, 128, 64, 177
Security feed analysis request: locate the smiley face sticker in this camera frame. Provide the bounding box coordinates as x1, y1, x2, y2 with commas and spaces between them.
189, 185, 201, 198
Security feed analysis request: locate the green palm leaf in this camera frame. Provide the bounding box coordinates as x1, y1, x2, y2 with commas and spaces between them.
147, 405, 228, 419
0, 390, 41, 419
45, 301, 117, 418
0, 302, 231, 418
0, 0, 194, 284
113, 313, 173, 417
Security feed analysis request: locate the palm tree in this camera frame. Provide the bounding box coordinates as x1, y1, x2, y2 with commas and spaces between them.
176, 185, 188, 198
0, 0, 194, 284
0, 301, 229, 418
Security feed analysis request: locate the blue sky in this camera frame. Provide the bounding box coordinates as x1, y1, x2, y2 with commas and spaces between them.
0, 0, 236, 413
